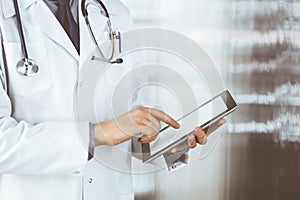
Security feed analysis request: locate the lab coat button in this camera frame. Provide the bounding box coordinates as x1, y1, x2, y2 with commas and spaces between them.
171, 164, 177, 169
89, 178, 93, 183
74, 171, 80, 175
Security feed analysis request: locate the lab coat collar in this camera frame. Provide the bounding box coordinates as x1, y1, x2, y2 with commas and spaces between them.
1, 0, 39, 19
2, 0, 79, 60
34, 1, 79, 59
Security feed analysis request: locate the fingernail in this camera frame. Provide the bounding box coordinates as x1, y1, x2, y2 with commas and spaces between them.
138, 138, 147, 143
171, 148, 177, 153
175, 122, 180, 129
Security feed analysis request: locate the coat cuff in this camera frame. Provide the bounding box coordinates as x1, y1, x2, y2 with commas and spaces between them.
88, 123, 95, 160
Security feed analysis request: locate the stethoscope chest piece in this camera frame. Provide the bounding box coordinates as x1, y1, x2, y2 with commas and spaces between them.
13, 0, 39, 77
16, 58, 39, 77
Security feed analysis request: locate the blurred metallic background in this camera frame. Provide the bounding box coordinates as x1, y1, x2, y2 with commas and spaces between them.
121, 0, 300, 199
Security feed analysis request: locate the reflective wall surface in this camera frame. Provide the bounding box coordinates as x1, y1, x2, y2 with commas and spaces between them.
226, 1, 300, 200
120, 0, 300, 199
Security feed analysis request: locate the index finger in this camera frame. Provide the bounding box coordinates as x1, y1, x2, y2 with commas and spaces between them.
147, 108, 180, 129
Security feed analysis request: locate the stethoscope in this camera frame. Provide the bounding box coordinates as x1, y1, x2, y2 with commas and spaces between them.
13, 0, 122, 77
81, 0, 123, 65
13, 0, 39, 77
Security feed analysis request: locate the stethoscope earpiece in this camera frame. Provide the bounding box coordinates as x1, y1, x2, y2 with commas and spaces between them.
91, 56, 123, 64
16, 59, 39, 77
111, 58, 123, 64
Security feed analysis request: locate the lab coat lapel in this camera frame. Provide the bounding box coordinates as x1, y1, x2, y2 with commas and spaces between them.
34, 1, 79, 60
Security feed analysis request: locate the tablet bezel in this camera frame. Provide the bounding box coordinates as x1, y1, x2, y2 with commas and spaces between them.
138, 90, 237, 163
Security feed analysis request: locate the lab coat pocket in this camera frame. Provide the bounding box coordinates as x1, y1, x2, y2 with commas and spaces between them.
3, 42, 52, 98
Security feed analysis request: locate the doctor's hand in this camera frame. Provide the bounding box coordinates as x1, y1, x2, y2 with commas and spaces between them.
170, 118, 226, 153
93, 106, 180, 146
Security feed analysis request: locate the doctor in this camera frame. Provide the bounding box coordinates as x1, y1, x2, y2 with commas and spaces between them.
0, 0, 225, 200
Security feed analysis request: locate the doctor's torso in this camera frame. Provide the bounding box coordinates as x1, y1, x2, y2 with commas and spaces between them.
0, 0, 135, 199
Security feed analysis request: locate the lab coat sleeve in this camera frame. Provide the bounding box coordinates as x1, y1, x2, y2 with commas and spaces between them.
0, 70, 89, 177
0, 92, 90, 176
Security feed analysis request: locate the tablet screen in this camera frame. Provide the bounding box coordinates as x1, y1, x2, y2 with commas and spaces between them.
149, 95, 228, 155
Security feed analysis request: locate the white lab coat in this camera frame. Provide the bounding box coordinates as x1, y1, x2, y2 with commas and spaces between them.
0, 0, 135, 199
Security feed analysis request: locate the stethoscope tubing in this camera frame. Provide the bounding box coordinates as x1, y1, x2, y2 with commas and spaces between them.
81, 0, 121, 64
81, 0, 110, 19
13, 0, 29, 61
11, 0, 120, 77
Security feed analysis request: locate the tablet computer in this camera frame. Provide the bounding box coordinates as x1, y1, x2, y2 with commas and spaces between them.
132, 90, 237, 163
